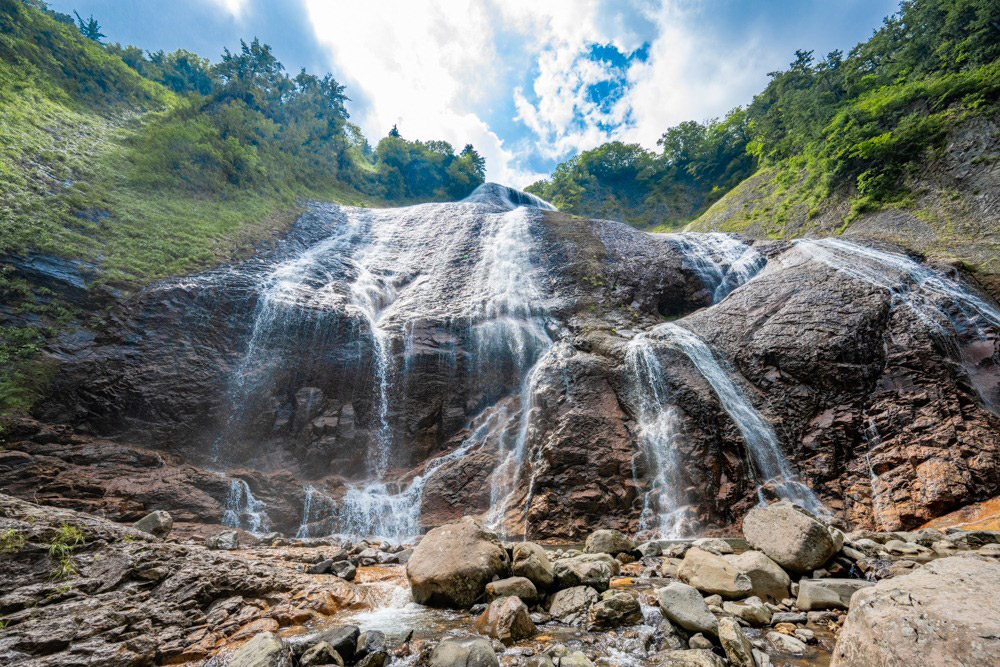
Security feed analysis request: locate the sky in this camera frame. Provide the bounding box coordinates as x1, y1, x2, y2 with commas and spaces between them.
52, 0, 899, 188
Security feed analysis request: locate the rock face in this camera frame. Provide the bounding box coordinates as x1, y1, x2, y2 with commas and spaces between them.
406, 516, 509, 608
475, 596, 535, 645
742, 502, 836, 573
832, 556, 1000, 666
9, 188, 1000, 539
0, 494, 360, 666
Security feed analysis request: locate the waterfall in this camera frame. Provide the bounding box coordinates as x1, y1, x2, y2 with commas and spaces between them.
796, 238, 1000, 412
797, 238, 1000, 334
639, 323, 824, 516
863, 419, 892, 531
665, 232, 766, 302
624, 336, 697, 537
222, 479, 270, 535
204, 184, 557, 541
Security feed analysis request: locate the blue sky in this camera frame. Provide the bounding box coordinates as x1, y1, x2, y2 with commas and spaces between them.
52, 0, 899, 187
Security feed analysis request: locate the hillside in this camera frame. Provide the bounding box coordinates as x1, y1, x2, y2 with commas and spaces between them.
528, 0, 1000, 282
0, 0, 487, 415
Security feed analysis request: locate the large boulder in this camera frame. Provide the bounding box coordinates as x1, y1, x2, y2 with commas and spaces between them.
741, 501, 836, 573
430, 637, 499, 667
796, 578, 873, 611
228, 632, 291, 667
475, 596, 535, 646
554, 554, 619, 591
547, 586, 599, 626
406, 516, 509, 607
485, 576, 538, 603
584, 529, 636, 555
723, 550, 790, 603
585, 591, 643, 630
511, 542, 555, 590
656, 582, 719, 636
132, 510, 173, 539
832, 556, 1000, 666
678, 547, 752, 599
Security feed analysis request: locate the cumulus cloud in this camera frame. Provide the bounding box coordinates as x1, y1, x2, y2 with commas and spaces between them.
299, 0, 890, 187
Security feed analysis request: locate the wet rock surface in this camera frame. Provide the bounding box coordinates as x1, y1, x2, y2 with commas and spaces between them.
3, 193, 998, 541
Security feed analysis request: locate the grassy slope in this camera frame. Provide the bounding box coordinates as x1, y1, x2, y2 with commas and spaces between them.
0, 3, 392, 416
686, 68, 1000, 295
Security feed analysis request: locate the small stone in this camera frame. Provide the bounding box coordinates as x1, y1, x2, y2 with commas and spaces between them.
796, 578, 873, 611
132, 510, 173, 539
656, 582, 719, 636
722, 596, 772, 626
485, 576, 538, 603
585, 591, 643, 630
767, 631, 808, 654
300, 641, 343, 667
719, 617, 755, 667
228, 632, 291, 667
475, 596, 535, 645
429, 637, 498, 667
206, 530, 239, 550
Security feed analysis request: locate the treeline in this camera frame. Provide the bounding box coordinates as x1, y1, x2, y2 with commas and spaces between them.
527, 0, 1000, 227
9, 0, 486, 202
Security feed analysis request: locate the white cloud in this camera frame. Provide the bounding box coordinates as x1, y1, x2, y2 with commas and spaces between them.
303, 0, 548, 187
299, 1, 825, 187
210, 0, 249, 19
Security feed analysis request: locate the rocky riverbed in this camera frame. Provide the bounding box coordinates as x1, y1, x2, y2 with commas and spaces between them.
3, 495, 999, 666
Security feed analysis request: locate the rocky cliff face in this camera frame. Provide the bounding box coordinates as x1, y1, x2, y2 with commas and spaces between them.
5, 184, 999, 541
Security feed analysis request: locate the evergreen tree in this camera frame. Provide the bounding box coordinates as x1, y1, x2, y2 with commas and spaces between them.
73, 10, 104, 42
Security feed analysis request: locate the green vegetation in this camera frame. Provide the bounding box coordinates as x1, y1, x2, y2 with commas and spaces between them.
526, 110, 752, 228
0, 527, 27, 553
528, 0, 1000, 229
0, 0, 487, 416
45, 523, 83, 579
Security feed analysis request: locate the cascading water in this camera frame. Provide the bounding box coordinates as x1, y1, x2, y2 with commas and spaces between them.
222, 479, 270, 535
664, 232, 766, 302
624, 336, 697, 537
628, 323, 824, 529
863, 419, 892, 531
795, 238, 1000, 413
210, 184, 559, 541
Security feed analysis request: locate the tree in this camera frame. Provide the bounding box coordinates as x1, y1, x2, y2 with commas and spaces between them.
388, 124, 400, 138
73, 11, 104, 42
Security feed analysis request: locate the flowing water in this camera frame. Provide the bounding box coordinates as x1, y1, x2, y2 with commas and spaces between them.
209, 184, 559, 540
625, 322, 823, 536
664, 232, 767, 302
795, 238, 1000, 413
222, 478, 270, 535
